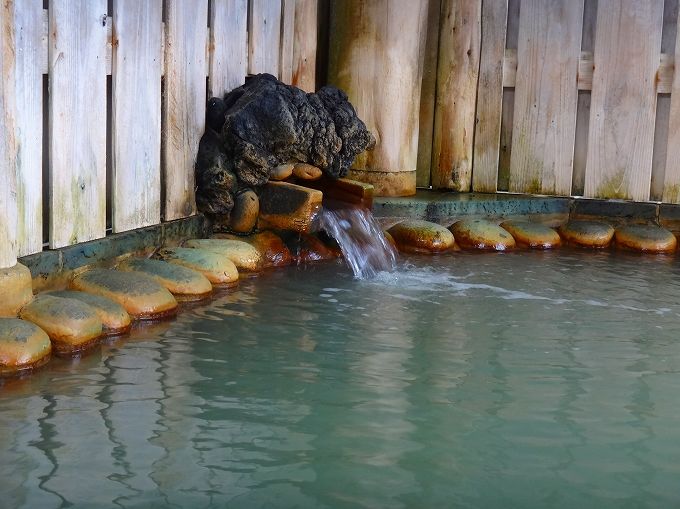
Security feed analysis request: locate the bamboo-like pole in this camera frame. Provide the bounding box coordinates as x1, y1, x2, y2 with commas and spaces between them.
327, 0, 428, 196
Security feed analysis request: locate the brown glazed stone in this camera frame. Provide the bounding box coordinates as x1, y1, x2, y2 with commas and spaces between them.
0, 263, 33, 317
270, 163, 294, 181
19, 294, 103, 355
0, 318, 51, 376
292, 163, 323, 181
71, 269, 178, 320
156, 247, 239, 287
305, 177, 374, 209
183, 238, 263, 272
558, 220, 615, 248
280, 232, 342, 263
449, 219, 516, 251
258, 181, 323, 233
383, 231, 397, 250
500, 220, 561, 249
228, 190, 259, 234
614, 225, 677, 253
47, 290, 131, 336
117, 258, 213, 301
214, 231, 293, 268
387, 220, 455, 254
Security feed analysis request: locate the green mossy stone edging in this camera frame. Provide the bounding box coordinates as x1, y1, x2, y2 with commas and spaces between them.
558, 220, 615, 248
156, 247, 240, 286
117, 258, 213, 301
183, 238, 263, 272
47, 290, 132, 335
0, 263, 34, 317
387, 220, 455, 254
0, 318, 52, 376
499, 220, 561, 249
614, 225, 677, 253
449, 219, 516, 251
19, 294, 103, 355
70, 269, 178, 320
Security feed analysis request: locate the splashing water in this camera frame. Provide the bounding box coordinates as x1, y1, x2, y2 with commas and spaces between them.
318, 206, 398, 279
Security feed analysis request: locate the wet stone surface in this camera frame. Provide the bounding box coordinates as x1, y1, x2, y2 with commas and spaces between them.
47, 290, 131, 335
184, 238, 263, 272
387, 220, 456, 254
500, 220, 561, 249
70, 269, 178, 320
214, 231, 293, 268
0, 263, 34, 317
449, 219, 516, 251
156, 247, 240, 286
117, 258, 213, 300
614, 225, 677, 253
558, 220, 615, 248
0, 318, 51, 375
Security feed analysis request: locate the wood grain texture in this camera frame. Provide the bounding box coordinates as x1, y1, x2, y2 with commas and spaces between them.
584, 0, 663, 201
292, 0, 317, 91
14, 0, 43, 257
663, 0, 680, 202
0, 0, 17, 267
280, 0, 295, 83
111, 0, 162, 233
431, 0, 481, 191
497, 0, 519, 191
509, 0, 583, 195
327, 0, 428, 195
472, 0, 508, 193
163, 0, 208, 220
209, 0, 247, 97
415, 0, 441, 188
248, 0, 282, 76
48, 0, 108, 248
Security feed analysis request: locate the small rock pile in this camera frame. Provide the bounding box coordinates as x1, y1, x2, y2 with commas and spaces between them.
196, 73, 376, 233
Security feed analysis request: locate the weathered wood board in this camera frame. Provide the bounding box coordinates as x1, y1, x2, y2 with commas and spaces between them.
509, 0, 583, 196
280, 0, 295, 84
163, 0, 208, 220
661, 0, 680, 202
472, 0, 508, 193
209, 0, 248, 98
111, 0, 162, 233
584, 0, 664, 201
497, 0, 519, 191
0, 0, 18, 267
431, 0, 481, 191
292, 0, 317, 91
48, 0, 108, 248
14, 0, 43, 256
248, 0, 282, 76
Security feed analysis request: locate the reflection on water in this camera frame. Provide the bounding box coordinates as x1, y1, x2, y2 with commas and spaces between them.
2, 251, 680, 507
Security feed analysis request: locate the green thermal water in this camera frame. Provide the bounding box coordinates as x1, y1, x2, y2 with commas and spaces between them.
2, 251, 680, 508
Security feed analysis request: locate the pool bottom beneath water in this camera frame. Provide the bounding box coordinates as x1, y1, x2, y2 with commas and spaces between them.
2, 250, 680, 508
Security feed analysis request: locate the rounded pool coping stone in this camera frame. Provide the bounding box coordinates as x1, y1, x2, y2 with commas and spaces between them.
558, 220, 614, 248
47, 290, 132, 336
156, 247, 239, 287
0, 318, 52, 376
70, 269, 178, 320
449, 219, 516, 251
183, 238, 263, 272
0, 263, 34, 318
19, 294, 103, 355
614, 224, 677, 253
499, 220, 561, 249
387, 220, 456, 254
213, 231, 293, 268
117, 258, 213, 301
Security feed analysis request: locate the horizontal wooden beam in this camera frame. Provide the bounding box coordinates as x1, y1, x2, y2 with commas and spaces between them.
503, 48, 674, 93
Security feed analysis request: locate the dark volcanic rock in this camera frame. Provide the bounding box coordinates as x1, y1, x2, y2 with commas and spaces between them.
195, 74, 374, 223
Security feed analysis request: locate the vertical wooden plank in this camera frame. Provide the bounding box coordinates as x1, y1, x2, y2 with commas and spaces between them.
280, 0, 295, 83
415, 0, 441, 188
292, 0, 317, 91
49, 0, 108, 248
585, 0, 664, 201
163, 0, 208, 220
571, 0, 598, 196
472, 0, 508, 193
111, 0, 162, 233
497, 0, 519, 191
663, 3, 680, 201
431, 0, 482, 191
14, 0, 43, 256
209, 0, 247, 97
0, 0, 17, 267
509, 0, 583, 196
248, 0, 282, 76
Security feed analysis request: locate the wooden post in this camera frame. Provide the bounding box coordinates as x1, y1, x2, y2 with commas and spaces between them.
430, 0, 481, 191
0, 0, 18, 268
292, 0, 318, 91
327, 0, 428, 196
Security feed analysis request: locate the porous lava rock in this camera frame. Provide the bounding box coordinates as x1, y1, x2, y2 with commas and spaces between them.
196, 73, 375, 223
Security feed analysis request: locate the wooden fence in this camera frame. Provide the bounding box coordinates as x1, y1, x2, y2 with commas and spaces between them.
419, 0, 680, 205
0, 0, 318, 269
